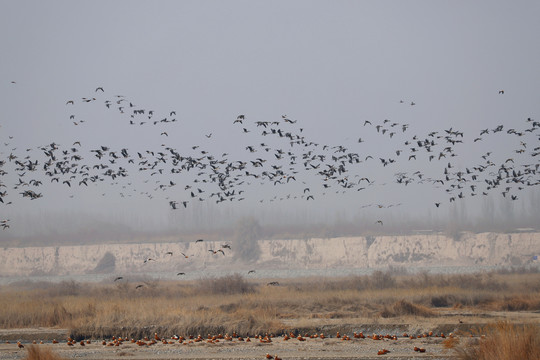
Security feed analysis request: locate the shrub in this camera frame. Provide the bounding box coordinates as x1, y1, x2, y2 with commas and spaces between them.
197, 273, 255, 295
92, 252, 116, 273
370, 270, 396, 289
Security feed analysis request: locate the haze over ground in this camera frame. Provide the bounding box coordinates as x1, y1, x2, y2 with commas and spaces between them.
1, 1, 539, 242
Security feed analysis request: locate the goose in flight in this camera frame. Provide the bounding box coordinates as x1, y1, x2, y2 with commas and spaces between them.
209, 249, 225, 255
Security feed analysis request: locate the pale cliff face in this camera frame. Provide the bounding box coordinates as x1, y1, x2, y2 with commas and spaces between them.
0, 232, 538, 277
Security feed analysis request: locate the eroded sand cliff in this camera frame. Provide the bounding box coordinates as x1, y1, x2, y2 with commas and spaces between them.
0, 232, 538, 277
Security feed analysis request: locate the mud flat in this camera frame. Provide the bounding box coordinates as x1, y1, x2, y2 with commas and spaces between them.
2, 310, 540, 360
0, 329, 464, 359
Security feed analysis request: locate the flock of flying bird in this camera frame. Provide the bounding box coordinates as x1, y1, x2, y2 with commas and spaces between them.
109, 238, 262, 286
1, 85, 539, 232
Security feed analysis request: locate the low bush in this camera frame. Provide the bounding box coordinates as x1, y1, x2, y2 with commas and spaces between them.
197, 273, 255, 295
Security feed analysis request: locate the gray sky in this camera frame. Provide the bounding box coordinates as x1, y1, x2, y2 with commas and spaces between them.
1, 0, 539, 238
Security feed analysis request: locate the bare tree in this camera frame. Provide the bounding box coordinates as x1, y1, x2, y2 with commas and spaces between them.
233, 217, 261, 262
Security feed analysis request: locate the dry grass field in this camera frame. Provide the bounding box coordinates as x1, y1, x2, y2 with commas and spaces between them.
1, 269, 540, 359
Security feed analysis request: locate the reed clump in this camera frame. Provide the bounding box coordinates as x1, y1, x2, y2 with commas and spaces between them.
454, 322, 540, 360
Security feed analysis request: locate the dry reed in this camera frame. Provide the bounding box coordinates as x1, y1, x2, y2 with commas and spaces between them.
454, 322, 540, 360
1, 271, 539, 339
23, 345, 65, 360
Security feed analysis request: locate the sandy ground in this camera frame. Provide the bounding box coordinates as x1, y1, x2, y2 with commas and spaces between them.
2, 310, 539, 359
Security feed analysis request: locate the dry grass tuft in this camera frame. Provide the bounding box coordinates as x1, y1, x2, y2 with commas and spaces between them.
491, 295, 540, 311
23, 345, 65, 360
379, 299, 435, 318
454, 322, 540, 360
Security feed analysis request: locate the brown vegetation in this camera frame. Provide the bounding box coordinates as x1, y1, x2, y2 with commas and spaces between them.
23, 345, 65, 360
454, 322, 540, 360
0, 270, 539, 341
379, 299, 435, 318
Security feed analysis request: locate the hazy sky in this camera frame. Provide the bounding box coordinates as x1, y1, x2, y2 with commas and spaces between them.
1, 1, 539, 237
